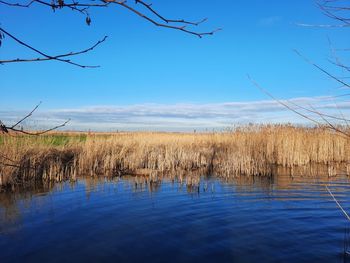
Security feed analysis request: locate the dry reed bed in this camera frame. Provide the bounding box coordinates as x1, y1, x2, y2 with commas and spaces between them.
0, 125, 349, 187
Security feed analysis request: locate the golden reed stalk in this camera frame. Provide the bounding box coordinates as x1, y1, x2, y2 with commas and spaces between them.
0, 125, 349, 187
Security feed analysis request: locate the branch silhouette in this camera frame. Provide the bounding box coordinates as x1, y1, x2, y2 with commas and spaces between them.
0, 27, 107, 67
0, 103, 70, 135
0, 0, 219, 67
250, 0, 350, 138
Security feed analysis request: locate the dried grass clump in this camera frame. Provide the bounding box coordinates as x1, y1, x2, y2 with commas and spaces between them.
0, 125, 349, 187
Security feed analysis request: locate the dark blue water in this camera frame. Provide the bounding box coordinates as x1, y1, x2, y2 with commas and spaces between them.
1, 175, 350, 263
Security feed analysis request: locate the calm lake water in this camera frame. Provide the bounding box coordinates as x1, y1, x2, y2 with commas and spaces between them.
1, 175, 350, 263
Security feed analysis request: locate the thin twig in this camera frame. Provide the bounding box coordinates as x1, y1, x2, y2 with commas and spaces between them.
1, 0, 219, 66
326, 185, 350, 221
112, 0, 221, 38
293, 49, 350, 89
8, 119, 70, 135
247, 75, 324, 126
11, 101, 42, 129
0, 27, 107, 68
248, 75, 350, 138
1, 103, 70, 135
135, 0, 208, 26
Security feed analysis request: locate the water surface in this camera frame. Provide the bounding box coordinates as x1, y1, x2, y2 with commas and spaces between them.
1, 175, 350, 263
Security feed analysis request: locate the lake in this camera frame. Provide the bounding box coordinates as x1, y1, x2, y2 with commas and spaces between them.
1, 174, 350, 263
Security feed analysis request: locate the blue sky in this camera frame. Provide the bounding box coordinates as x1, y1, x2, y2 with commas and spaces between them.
1, 0, 349, 130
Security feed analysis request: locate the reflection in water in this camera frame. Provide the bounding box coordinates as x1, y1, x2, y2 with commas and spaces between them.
1, 173, 350, 263
0, 173, 349, 224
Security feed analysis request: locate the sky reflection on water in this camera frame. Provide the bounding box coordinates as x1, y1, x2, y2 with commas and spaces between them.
1, 174, 350, 263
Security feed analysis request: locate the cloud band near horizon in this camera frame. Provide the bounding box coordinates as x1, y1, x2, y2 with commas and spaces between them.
1, 96, 349, 131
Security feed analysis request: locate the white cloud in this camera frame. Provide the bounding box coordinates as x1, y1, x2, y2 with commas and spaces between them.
0, 96, 349, 131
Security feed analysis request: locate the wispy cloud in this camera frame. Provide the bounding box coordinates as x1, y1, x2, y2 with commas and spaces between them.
0, 96, 349, 131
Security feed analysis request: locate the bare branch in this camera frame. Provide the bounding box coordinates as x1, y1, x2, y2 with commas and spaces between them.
0, 0, 110, 14
295, 1, 350, 28
1, 0, 219, 66
0, 121, 9, 133
247, 75, 323, 126
326, 185, 350, 221
328, 59, 350, 72
0, 27, 107, 68
248, 75, 350, 138
135, 0, 208, 26
288, 99, 350, 122
10, 101, 42, 129
293, 49, 350, 89
317, 0, 350, 27
308, 103, 350, 137
0, 104, 70, 135
1, 0, 218, 37
109, 0, 221, 38
6, 119, 70, 136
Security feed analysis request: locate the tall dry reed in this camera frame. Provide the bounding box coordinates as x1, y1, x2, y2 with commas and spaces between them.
0, 125, 349, 187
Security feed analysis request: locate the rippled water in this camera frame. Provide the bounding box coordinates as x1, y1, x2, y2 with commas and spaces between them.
1, 175, 350, 263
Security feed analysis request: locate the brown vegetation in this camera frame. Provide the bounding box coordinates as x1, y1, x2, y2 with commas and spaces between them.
0, 125, 349, 188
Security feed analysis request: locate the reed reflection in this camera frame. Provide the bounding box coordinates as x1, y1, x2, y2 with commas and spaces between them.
1, 170, 349, 227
